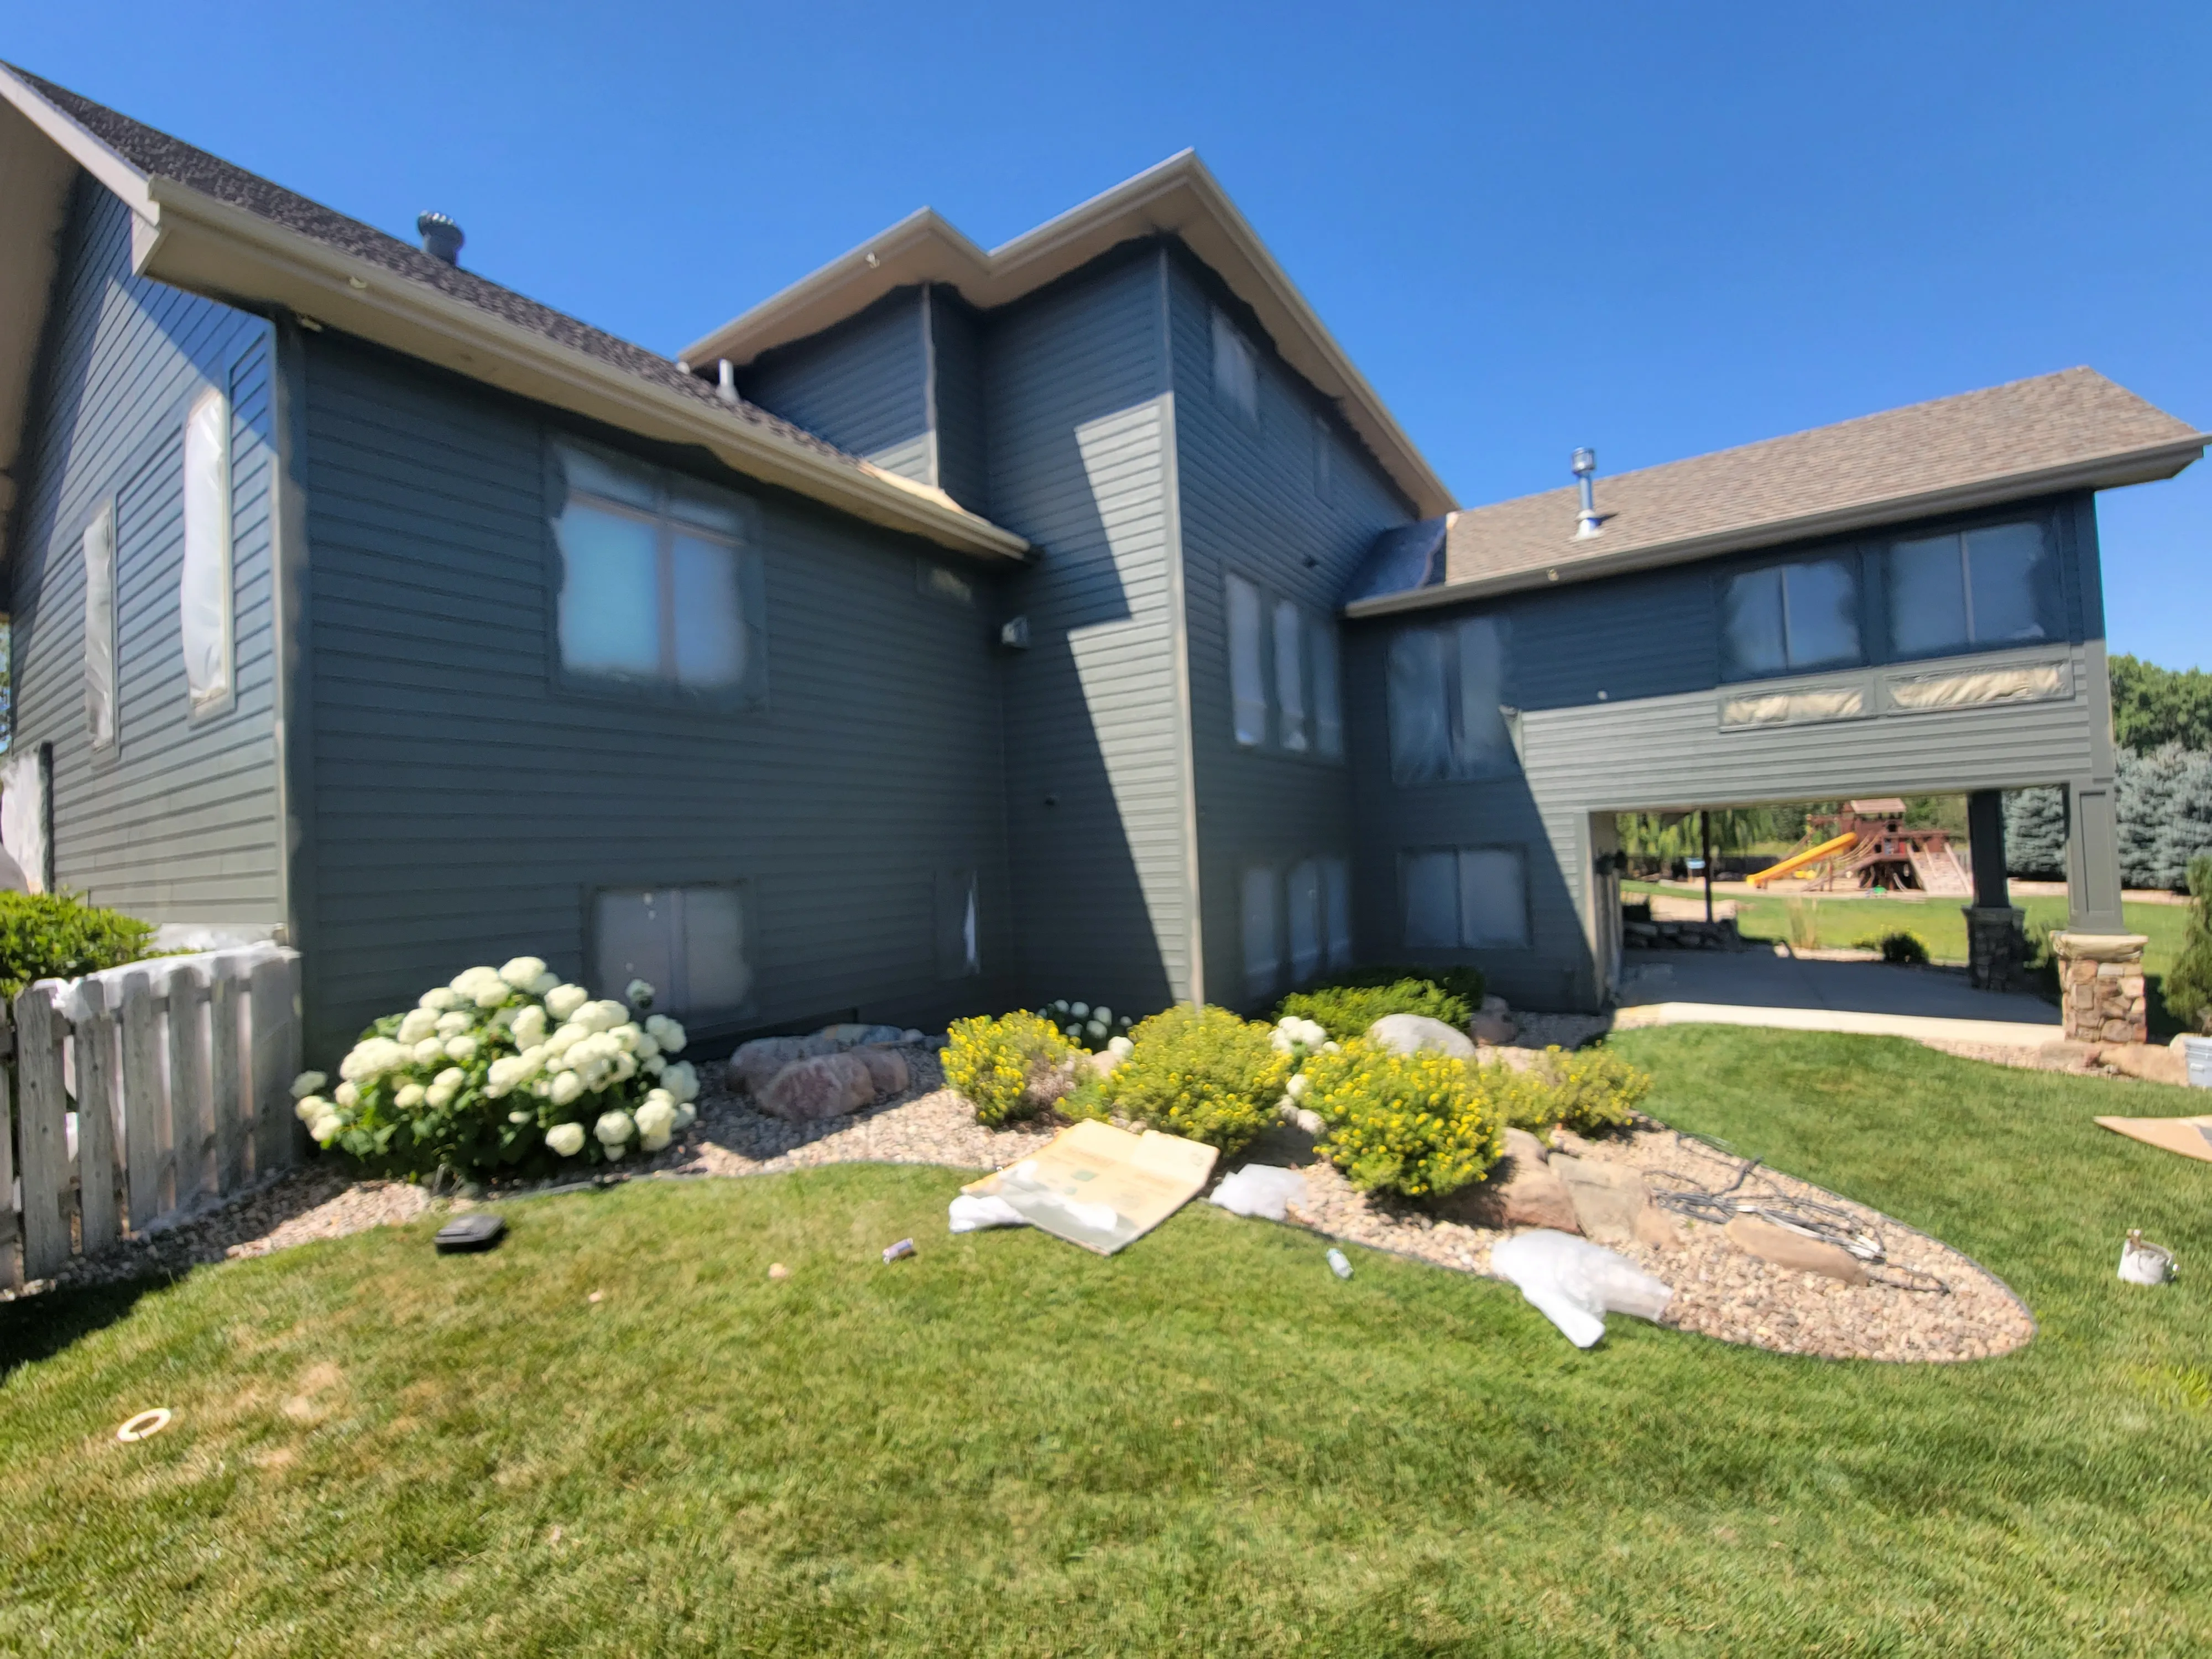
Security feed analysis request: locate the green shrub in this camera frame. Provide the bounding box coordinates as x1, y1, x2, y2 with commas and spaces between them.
1860, 930, 1929, 965
0, 891, 156, 998
1502, 1046, 1653, 1136
1276, 976, 1475, 1044
1095, 1004, 1288, 1154
1298, 1040, 1505, 1198
2167, 854, 2212, 1034
942, 1011, 1077, 1127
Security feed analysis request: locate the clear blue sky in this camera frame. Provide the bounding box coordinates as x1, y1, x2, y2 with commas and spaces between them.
15, 2, 2210, 667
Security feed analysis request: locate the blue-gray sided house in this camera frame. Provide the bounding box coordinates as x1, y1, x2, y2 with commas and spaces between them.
0, 66, 2201, 1062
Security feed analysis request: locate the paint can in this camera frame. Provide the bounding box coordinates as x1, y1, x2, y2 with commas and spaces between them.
2119, 1229, 2175, 1286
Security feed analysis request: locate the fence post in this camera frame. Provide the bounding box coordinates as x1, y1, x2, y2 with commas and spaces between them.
75, 979, 121, 1251
168, 964, 212, 1209
119, 971, 165, 1229
210, 965, 244, 1194
14, 986, 71, 1280
0, 1003, 16, 1292
248, 955, 294, 1178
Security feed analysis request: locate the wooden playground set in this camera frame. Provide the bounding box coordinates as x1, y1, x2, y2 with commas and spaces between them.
1745, 799, 1973, 896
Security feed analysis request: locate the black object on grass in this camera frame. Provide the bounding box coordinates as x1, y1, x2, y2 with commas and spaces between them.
435, 1214, 507, 1254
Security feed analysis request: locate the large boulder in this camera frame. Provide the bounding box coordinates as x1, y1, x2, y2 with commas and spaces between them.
729, 1035, 838, 1095
818, 1022, 908, 1050
852, 1046, 911, 1098
1548, 1155, 1650, 1246
1469, 1010, 1518, 1046
1366, 1013, 1478, 1060
1437, 1130, 1580, 1233
1724, 1214, 1869, 1284
758, 1052, 877, 1121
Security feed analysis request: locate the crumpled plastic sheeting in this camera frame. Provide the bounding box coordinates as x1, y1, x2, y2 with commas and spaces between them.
1208, 1165, 1309, 1220
948, 1194, 1029, 1233
1490, 1228, 1674, 1348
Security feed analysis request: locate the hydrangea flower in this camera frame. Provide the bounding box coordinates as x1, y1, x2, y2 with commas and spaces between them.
550, 1072, 585, 1108
635, 1094, 676, 1151
545, 1121, 586, 1157
294, 1093, 329, 1124
644, 1015, 686, 1055
499, 956, 549, 989
419, 987, 463, 1013
445, 1035, 479, 1062
510, 1005, 547, 1048
625, 978, 655, 1010
544, 984, 589, 1021
311, 1113, 343, 1145
412, 1037, 445, 1065
593, 1109, 635, 1147
395, 1083, 426, 1109
661, 1061, 699, 1104
1071, 1001, 1090, 1018
396, 1008, 439, 1044
290, 1071, 328, 1100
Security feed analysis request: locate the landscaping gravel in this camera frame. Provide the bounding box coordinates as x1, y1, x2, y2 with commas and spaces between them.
10, 1040, 2037, 1365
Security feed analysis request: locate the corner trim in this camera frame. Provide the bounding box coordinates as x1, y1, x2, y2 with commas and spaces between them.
1157, 257, 1204, 1005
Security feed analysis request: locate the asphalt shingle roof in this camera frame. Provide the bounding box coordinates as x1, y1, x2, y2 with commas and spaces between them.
14, 67, 863, 472
1434, 368, 2201, 594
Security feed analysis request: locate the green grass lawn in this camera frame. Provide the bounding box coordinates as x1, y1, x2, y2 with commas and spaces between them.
4, 1030, 2211, 1654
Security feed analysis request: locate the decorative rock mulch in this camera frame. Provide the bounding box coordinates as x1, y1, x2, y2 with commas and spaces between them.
11, 1042, 2036, 1365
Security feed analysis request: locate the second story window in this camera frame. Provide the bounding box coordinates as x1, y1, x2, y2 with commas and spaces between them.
1211, 307, 1258, 423
1227, 573, 1344, 760
1886, 521, 2053, 658
1386, 615, 1515, 784
554, 442, 764, 699
1719, 556, 1862, 681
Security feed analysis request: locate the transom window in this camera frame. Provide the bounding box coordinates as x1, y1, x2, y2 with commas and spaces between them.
554, 442, 764, 697
1718, 557, 1863, 681
1227, 573, 1343, 760
1385, 615, 1515, 785
1886, 521, 2053, 658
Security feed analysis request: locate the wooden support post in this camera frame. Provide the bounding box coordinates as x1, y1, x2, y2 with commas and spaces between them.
14, 986, 72, 1280
0, 1004, 16, 1292
119, 971, 165, 1230
210, 968, 244, 1194
75, 979, 121, 1253
248, 955, 293, 1178
168, 965, 212, 1208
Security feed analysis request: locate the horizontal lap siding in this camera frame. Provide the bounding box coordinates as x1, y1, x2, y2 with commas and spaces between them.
987, 255, 1189, 1012
301, 337, 1009, 1057
740, 289, 932, 484
9, 179, 280, 926
1348, 491, 2111, 1009
1166, 254, 1413, 1009
930, 291, 989, 515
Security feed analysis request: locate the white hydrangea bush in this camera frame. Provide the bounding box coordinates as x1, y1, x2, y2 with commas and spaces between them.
289, 957, 698, 1181
1043, 998, 1137, 1052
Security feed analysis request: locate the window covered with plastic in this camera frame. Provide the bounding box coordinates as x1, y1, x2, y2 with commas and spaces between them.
1719, 556, 1863, 681
1211, 307, 1258, 422
1386, 615, 1515, 785
180, 388, 233, 711
1402, 846, 1528, 950
1886, 521, 2054, 659
594, 884, 753, 1016
555, 442, 764, 698
83, 503, 116, 750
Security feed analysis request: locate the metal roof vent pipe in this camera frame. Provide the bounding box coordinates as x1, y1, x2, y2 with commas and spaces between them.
716, 359, 738, 405
416, 211, 465, 266
1572, 446, 1601, 539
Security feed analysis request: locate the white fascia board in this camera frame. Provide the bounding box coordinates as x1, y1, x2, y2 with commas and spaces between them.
138, 179, 1027, 562
0, 65, 154, 216
1343, 438, 2208, 619
684, 152, 1458, 519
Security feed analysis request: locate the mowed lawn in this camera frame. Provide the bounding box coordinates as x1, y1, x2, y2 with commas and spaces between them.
3, 1029, 2210, 1655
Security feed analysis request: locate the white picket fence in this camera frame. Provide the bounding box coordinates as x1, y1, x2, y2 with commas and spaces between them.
2, 945, 303, 1290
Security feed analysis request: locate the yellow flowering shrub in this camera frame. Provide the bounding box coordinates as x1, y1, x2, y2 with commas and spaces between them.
1300, 1040, 1506, 1198
1102, 1004, 1289, 1154
1505, 1045, 1652, 1136
942, 1011, 1075, 1127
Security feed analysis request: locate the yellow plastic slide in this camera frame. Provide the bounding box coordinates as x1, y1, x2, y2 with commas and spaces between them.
1745, 831, 1856, 888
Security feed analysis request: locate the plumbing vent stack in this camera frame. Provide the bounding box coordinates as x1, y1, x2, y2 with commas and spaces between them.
416, 211, 465, 266
717, 359, 738, 405
1572, 447, 1600, 539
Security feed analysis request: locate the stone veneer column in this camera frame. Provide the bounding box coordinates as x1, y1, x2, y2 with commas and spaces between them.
1963, 906, 2027, 993
2053, 931, 2150, 1044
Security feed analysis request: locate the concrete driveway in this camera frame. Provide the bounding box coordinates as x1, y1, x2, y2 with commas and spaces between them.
1613, 946, 2064, 1046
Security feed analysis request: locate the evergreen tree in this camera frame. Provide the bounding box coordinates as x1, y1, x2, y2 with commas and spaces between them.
2003, 786, 2068, 879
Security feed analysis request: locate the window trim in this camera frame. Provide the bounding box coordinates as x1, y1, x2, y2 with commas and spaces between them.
547, 437, 768, 709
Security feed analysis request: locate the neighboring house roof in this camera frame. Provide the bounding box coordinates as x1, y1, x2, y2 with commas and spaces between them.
1345, 368, 2205, 617
681, 152, 1457, 520
0, 65, 1029, 562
